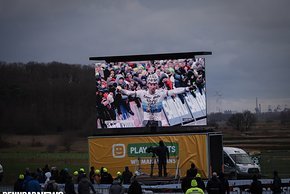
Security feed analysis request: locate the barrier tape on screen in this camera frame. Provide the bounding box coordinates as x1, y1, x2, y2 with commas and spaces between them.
104, 90, 206, 128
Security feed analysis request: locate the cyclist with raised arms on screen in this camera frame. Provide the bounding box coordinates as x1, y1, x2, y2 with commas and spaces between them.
117, 73, 194, 127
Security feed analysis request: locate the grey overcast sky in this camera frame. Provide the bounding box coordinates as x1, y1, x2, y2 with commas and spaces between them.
1, 0, 290, 112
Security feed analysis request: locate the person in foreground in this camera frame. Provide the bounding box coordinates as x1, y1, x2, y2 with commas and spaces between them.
186, 179, 204, 194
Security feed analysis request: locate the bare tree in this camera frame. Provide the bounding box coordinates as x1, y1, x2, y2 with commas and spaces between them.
243, 110, 256, 130
227, 113, 244, 131
280, 109, 290, 125
227, 111, 256, 132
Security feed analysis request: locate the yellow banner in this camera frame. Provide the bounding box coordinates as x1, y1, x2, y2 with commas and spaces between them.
88, 134, 208, 178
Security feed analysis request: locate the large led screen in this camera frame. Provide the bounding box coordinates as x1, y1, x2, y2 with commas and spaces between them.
94, 53, 208, 130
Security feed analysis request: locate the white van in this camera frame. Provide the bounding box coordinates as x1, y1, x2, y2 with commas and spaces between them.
223, 147, 261, 179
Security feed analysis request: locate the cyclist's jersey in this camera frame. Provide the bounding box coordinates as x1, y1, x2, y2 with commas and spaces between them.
121, 87, 188, 121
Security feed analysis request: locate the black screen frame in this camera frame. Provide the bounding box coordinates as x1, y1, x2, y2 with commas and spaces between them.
90, 51, 212, 136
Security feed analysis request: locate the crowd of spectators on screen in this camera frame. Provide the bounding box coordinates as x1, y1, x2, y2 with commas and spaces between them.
95, 58, 206, 128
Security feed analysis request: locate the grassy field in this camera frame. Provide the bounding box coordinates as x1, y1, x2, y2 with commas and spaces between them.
0, 151, 88, 185
0, 134, 89, 185
259, 150, 290, 178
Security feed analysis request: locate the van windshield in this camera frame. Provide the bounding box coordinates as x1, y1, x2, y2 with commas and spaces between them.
230, 154, 252, 164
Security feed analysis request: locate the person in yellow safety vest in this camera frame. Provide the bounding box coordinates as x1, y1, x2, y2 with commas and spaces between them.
185, 179, 204, 194
195, 173, 205, 191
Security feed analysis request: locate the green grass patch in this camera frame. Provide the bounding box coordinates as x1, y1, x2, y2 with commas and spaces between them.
259, 150, 290, 178
0, 151, 88, 185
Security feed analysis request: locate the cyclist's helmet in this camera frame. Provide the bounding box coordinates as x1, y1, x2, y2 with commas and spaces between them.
147, 73, 159, 84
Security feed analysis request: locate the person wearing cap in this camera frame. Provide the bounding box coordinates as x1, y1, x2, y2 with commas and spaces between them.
185, 179, 204, 194
195, 173, 206, 191
73, 171, 79, 184
94, 169, 101, 184
73, 171, 79, 176
59, 168, 69, 184
100, 167, 113, 184
77, 168, 86, 183
14, 174, 25, 192
80, 168, 85, 173
117, 73, 194, 127
115, 74, 135, 117
115, 171, 123, 184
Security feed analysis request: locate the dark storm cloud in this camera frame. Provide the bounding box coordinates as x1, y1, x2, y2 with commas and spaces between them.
1, 0, 290, 111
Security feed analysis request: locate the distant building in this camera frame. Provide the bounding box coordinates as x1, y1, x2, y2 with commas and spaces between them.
224, 110, 232, 115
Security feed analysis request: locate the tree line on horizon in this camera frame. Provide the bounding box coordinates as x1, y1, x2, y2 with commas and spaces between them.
0, 61, 95, 134
208, 109, 290, 132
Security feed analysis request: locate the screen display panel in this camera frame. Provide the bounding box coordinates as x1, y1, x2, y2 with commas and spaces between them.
93, 53, 208, 131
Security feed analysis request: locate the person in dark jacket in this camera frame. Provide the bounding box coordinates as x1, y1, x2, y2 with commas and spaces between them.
249, 174, 263, 194
128, 178, 142, 194
89, 166, 95, 184
65, 176, 76, 194
218, 172, 230, 194
100, 168, 113, 184
272, 171, 282, 194
115, 171, 123, 184
14, 174, 25, 192
188, 162, 198, 178
36, 168, 45, 184
44, 177, 60, 192
155, 140, 169, 177
206, 172, 222, 194
109, 179, 125, 194
181, 170, 194, 193
78, 174, 96, 194
122, 166, 133, 184
23, 173, 41, 192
